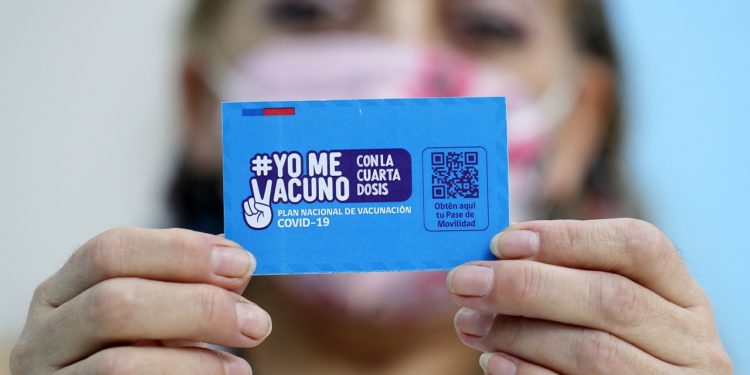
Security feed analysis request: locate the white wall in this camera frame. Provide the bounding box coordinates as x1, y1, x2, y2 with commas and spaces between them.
0, 1, 189, 339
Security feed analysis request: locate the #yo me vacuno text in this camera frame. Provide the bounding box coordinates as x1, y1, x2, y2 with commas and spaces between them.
242, 149, 412, 230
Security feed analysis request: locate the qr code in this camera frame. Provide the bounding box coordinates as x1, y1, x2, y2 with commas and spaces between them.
431, 151, 480, 199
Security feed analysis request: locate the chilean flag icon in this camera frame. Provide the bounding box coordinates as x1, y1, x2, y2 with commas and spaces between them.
242, 107, 296, 117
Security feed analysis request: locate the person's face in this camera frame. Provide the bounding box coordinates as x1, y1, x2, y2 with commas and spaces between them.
183, 0, 606, 182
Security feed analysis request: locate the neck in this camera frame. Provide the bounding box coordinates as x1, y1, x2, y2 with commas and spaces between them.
242, 276, 480, 375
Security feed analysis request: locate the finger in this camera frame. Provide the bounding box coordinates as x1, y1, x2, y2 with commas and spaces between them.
447, 261, 697, 365
256, 202, 271, 212
490, 219, 705, 307
57, 346, 251, 375
254, 194, 268, 206
455, 312, 680, 375
246, 199, 258, 215
41, 278, 271, 367
252, 201, 264, 214
36, 227, 255, 307
132, 339, 211, 348
479, 352, 558, 375
234, 276, 252, 296
218, 235, 252, 296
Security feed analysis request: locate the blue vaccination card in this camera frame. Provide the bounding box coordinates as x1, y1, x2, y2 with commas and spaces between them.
222, 97, 509, 275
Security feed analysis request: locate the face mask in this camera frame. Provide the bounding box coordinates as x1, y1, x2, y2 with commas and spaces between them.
205, 33, 579, 324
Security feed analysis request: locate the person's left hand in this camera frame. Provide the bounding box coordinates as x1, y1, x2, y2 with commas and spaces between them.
448, 219, 732, 374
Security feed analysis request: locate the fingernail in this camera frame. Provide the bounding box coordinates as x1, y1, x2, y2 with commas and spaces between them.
221, 352, 252, 375
448, 265, 494, 297
235, 302, 272, 340
212, 246, 255, 278
455, 308, 494, 337
479, 353, 517, 375
491, 230, 539, 259
479, 353, 491, 371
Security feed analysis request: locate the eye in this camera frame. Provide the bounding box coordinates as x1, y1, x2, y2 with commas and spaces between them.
269, 0, 324, 26
443, 0, 531, 52
458, 14, 526, 43
265, 0, 361, 31
451, 12, 527, 47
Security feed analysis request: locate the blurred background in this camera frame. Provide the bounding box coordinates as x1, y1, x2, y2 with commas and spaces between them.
0, 0, 748, 372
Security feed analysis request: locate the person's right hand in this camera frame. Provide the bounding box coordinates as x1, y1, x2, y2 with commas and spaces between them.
10, 227, 270, 375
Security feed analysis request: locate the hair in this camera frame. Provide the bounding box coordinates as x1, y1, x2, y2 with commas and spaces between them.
563, 0, 631, 218
171, 0, 631, 230
184, 0, 228, 55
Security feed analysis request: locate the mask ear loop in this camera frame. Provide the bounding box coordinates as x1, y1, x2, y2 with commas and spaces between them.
193, 43, 247, 102
535, 62, 595, 219
506, 63, 584, 221
512, 65, 583, 137
186, 43, 250, 144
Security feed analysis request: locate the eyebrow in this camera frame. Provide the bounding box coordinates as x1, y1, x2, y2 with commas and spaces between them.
454, 0, 533, 21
